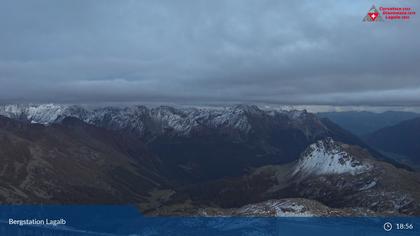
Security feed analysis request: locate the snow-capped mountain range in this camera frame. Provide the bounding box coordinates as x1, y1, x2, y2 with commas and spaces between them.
0, 104, 314, 138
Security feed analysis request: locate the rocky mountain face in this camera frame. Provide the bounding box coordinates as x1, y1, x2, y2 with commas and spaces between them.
0, 115, 167, 204
288, 139, 420, 215
154, 139, 420, 216
0, 104, 419, 216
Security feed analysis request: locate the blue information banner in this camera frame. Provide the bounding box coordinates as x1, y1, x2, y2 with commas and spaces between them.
0, 205, 418, 235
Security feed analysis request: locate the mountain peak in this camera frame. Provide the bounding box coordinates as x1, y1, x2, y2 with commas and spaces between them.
231, 104, 261, 114
292, 138, 371, 178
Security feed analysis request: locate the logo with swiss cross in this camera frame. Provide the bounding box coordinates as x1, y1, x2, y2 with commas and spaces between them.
363, 5, 383, 22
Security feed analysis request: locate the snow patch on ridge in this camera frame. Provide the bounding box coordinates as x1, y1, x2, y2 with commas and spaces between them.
0, 104, 69, 124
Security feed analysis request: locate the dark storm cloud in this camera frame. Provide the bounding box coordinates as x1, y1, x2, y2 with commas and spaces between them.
0, 0, 419, 105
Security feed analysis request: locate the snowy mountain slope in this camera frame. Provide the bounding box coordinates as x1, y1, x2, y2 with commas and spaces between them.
285, 138, 420, 215
292, 138, 371, 178
152, 197, 377, 216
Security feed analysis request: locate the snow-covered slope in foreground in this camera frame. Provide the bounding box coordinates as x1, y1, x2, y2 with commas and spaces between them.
293, 138, 371, 177
190, 198, 375, 217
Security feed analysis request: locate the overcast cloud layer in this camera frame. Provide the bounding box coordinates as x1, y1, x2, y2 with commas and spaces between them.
0, 0, 419, 106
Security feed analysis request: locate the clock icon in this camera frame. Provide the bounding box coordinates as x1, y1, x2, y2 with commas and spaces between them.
384, 222, 393, 231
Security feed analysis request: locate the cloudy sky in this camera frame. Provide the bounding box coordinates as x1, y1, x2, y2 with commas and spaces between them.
0, 0, 419, 107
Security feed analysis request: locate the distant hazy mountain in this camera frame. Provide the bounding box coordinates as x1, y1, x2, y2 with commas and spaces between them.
364, 117, 420, 165
318, 111, 420, 136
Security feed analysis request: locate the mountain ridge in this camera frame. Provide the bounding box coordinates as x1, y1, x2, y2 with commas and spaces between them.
364, 117, 420, 166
